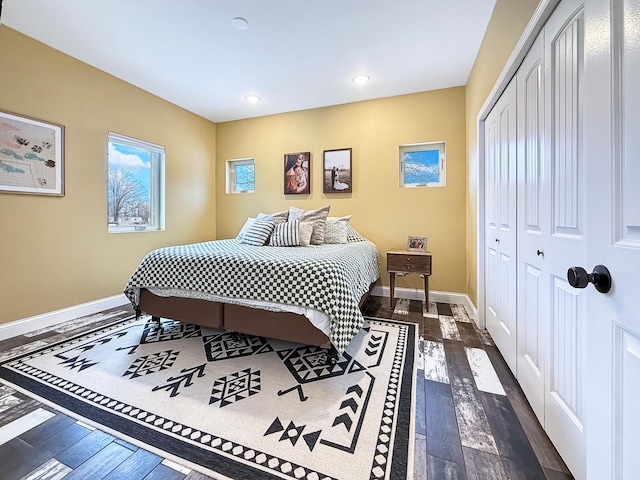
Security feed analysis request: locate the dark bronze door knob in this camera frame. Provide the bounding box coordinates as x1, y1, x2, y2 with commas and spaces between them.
567, 265, 612, 294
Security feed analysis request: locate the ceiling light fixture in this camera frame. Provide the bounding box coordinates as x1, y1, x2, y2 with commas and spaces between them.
245, 95, 261, 103
352, 74, 370, 85
232, 17, 249, 30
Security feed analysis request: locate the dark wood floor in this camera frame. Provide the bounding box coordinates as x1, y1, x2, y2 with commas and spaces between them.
0, 296, 573, 479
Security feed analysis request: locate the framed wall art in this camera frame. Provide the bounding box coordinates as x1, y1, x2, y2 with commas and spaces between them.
323, 147, 352, 193
407, 236, 427, 252
0, 110, 64, 196
284, 152, 310, 195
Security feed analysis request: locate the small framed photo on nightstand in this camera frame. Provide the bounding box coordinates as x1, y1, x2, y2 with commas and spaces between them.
407, 236, 427, 252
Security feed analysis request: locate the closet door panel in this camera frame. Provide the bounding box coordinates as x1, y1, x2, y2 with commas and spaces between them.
516, 31, 547, 425
485, 78, 518, 373
543, 1, 587, 477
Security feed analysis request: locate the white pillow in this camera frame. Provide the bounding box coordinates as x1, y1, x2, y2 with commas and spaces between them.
235, 217, 256, 240
299, 221, 315, 247
240, 219, 275, 246
324, 215, 352, 244
269, 219, 301, 246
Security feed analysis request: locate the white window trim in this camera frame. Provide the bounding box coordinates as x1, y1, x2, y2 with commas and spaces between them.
399, 141, 446, 188
226, 158, 255, 194
107, 132, 165, 233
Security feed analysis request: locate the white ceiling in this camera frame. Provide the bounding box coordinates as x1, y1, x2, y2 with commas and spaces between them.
1, 0, 497, 123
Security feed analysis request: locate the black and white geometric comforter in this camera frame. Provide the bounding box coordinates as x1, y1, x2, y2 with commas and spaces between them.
123, 231, 380, 355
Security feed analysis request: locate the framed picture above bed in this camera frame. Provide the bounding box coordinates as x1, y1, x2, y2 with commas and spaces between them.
0, 109, 65, 196
284, 152, 310, 195
323, 148, 352, 193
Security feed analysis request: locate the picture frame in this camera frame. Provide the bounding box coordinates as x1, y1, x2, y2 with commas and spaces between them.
0, 110, 64, 196
323, 148, 352, 193
284, 152, 311, 195
407, 236, 427, 252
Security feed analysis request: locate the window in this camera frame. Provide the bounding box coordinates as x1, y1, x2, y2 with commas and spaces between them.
227, 158, 255, 193
107, 132, 164, 233
399, 142, 446, 187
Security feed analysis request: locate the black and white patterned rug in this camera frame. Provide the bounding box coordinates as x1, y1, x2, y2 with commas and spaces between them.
0, 316, 416, 479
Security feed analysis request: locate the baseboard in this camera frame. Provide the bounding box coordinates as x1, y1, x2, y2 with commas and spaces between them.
0, 294, 130, 340
372, 286, 478, 319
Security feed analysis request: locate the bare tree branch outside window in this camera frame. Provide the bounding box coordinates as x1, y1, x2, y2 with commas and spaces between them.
108, 168, 148, 225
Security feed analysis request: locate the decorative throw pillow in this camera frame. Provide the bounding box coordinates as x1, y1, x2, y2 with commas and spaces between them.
324, 215, 352, 244
240, 219, 275, 246
298, 221, 315, 247
269, 219, 301, 246
257, 210, 289, 224
288, 206, 330, 245
235, 217, 256, 240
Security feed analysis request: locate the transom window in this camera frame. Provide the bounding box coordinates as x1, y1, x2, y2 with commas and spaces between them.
399, 142, 446, 187
227, 158, 255, 193
107, 132, 164, 233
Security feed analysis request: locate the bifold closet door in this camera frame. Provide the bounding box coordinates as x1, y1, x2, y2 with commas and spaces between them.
484, 79, 517, 374
515, 30, 546, 427
584, 0, 640, 477
541, 0, 587, 477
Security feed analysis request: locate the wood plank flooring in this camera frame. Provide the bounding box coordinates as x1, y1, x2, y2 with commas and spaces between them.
0, 297, 573, 479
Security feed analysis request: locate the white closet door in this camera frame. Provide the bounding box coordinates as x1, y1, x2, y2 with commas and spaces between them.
485, 79, 518, 373
542, 0, 587, 477
516, 31, 547, 426
583, 0, 640, 478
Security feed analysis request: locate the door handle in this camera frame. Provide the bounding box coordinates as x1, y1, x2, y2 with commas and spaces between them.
567, 265, 612, 294
537, 250, 544, 257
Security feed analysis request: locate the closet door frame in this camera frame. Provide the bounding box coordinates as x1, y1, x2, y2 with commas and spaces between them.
476, 0, 561, 330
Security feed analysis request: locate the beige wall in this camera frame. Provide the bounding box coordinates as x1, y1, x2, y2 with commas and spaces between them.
0, 28, 217, 324
465, 0, 541, 306
216, 88, 467, 295
1, 1, 542, 324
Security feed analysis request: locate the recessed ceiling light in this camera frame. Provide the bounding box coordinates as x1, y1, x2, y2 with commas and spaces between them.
232, 17, 249, 30
352, 74, 370, 85
245, 95, 261, 103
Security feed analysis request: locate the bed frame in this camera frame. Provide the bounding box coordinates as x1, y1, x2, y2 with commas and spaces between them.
137, 284, 374, 354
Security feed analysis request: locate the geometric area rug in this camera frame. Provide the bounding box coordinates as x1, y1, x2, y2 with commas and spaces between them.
0, 315, 416, 480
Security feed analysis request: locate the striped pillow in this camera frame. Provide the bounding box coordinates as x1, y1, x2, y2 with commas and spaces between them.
240, 219, 275, 246
269, 219, 301, 246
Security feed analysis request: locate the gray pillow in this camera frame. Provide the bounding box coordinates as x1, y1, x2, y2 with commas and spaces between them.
288, 206, 331, 245
257, 210, 289, 224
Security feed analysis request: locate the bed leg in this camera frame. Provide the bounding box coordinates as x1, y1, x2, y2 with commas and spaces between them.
327, 346, 339, 366
135, 307, 141, 320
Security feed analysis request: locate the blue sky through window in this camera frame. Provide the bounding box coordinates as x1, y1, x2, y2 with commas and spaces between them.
109, 142, 151, 192
404, 149, 440, 184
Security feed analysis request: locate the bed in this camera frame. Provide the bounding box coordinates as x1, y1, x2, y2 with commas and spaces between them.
123, 220, 380, 358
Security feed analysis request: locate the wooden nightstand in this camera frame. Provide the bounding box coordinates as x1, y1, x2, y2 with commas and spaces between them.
386, 249, 432, 307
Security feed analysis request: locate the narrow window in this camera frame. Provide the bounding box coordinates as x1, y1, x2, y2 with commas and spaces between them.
107, 132, 164, 233
227, 158, 255, 193
399, 142, 446, 187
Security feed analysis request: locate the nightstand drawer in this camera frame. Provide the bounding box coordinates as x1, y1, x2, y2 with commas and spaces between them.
387, 253, 431, 274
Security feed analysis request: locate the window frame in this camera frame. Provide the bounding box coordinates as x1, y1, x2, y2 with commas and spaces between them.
107, 132, 165, 233
399, 141, 446, 188
226, 158, 255, 194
